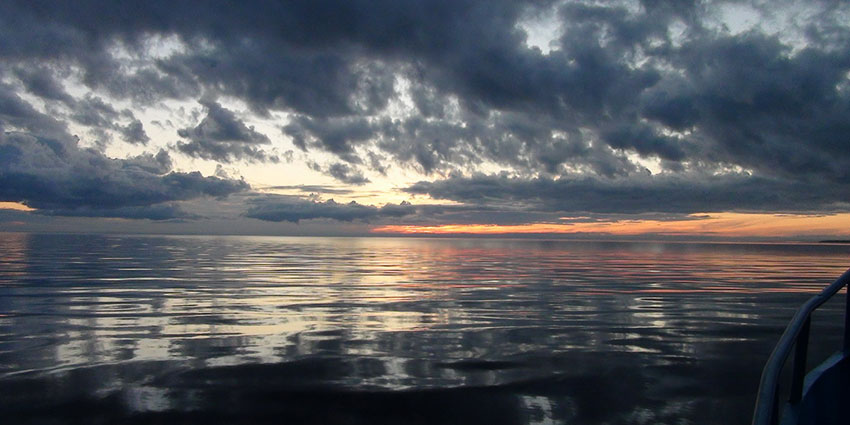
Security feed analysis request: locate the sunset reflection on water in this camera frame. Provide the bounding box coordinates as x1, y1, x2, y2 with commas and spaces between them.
0, 234, 848, 424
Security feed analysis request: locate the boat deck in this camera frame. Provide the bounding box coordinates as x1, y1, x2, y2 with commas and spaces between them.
780, 352, 849, 425
753, 268, 850, 425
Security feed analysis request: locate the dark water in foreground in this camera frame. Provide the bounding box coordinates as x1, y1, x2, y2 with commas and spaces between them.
1, 233, 849, 424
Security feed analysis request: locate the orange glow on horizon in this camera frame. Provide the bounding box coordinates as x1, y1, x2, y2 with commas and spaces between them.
371, 212, 850, 238
0, 202, 34, 212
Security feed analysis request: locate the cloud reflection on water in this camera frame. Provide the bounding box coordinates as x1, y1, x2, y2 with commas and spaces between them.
0, 234, 848, 424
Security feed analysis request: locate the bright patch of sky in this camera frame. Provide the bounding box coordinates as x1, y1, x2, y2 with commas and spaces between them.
517, 3, 563, 54
710, 1, 840, 53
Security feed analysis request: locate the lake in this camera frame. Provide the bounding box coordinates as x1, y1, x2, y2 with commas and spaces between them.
1, 233, 849, 424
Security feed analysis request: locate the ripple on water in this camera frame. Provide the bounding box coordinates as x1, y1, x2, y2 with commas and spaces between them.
0, 233, 848, 424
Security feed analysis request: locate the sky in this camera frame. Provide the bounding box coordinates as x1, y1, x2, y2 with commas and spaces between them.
0, 0, 849, 239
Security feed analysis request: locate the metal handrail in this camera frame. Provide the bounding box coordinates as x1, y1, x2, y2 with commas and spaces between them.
752, 267, 850, 425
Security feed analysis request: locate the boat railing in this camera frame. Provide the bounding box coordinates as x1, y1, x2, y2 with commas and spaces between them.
752, 268, 850, 425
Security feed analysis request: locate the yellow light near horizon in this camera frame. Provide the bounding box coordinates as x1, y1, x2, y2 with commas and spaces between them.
0, 202, 35, 212
371, 212, 850, 238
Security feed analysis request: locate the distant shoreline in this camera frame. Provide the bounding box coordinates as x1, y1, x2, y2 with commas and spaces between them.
3, 229, 849, 246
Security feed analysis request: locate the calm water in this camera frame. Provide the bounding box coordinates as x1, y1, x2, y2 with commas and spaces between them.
1, 233, 849, 424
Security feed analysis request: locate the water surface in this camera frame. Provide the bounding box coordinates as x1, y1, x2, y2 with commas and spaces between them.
1, 233, 849, 424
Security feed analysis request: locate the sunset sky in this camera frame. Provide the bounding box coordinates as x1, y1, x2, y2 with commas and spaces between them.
1, 0, 849, 239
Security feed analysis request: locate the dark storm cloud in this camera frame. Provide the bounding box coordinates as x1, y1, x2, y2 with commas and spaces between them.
0, 132, 249, 219
118, 119, 150, 144
60, 95, 151, 147
375, 117, 481, 174
5, 70, 150, 147
0, 83, 70, 140
245, 195, 414, 223
283, 115, 377, 163
1, 0, 850, 220
601, 124, 689, 162
369, 112, 646, 178
70, 95, 120, 128
176, 100, 276, 163
406, 173, 850, 214
12, 66, 74, 104
653, 32, 850, 183
327, 163, 370, 186
303, 161, 371, 186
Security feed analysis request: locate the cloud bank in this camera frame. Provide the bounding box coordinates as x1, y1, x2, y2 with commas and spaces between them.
245, 196, 414, 223
1, 0, 849, 228
0, 132, 248, 219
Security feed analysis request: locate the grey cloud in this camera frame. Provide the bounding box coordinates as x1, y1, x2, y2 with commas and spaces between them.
406, 173, 850, 214
121, 148, 173, 174
179, 101, 269, 144
70, 95, 119, 128
376, 116, 480, 174
658, 32, 850, 182
6, 73, 150, 147
13, 66, 74, 104
69, 95, 129, 147
38, 203, 195, 221
403, 203, 564, 226
1, 0, 850, 218
305, 161, 370, 185
283, 115, 377, 163
640, 88, 701, 131
371, 113, 642, 178
602, 124, 688, 162
288, 109, 655, 178
327, 163, 370, 186
170, 46, 366, 118
266, 185, 354, 195
408, 82, 448, 119
367, 151, 389, 175
176, 100, 276, 163
0, 83, 70, 140
99, 66, 202, 105
0, 132, 249, 216
119, 119, 150, 145
245, 196, 414, 223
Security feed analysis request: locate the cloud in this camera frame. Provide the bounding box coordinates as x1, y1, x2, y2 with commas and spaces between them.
1, 0, 850, 224
5, 75, 149, 147
119, 119, 150, 145
0, 82, 70, 141
283, 115, 378, 163
327, 163, 370, 185
406, 173, 850, 215
69, 95, 120, 129
265, 185, 355, 195
0, 132, 249, 219
38, 203, 196, 221
649, 32, 850, 183
245, 196, 414, 223
12, 66, 74, 104
176, 100, 276, 163
304, 161, 371, 185
601, 124, 689, 162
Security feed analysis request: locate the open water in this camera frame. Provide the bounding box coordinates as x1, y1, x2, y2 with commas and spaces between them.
1, 233, 849, 424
